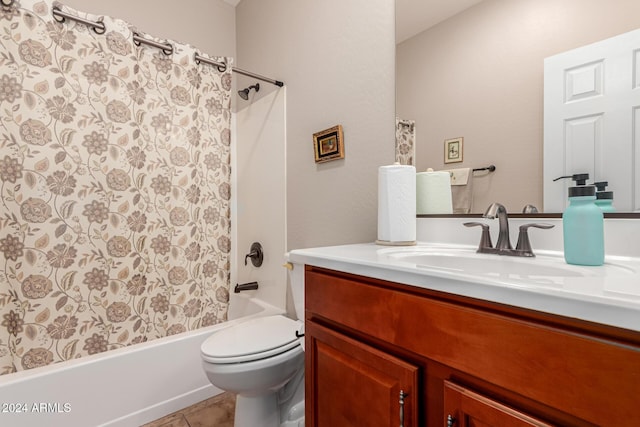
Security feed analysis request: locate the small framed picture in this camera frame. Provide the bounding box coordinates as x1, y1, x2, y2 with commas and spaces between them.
444, 137, 463, 164
313, 125, 344, 163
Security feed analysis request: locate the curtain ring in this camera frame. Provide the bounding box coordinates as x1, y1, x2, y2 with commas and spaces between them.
133, 32, 172, 55
1, 0, 15, 7
52, 6, 65, 23
92, 20, 106, 35
217, 63, 227, 73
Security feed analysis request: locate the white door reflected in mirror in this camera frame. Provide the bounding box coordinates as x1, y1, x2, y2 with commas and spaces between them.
544, 28, 640, 212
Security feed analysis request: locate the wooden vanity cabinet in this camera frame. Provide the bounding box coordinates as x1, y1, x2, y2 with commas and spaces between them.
443, 381, 554, 427
306, 321, 419, 426
304, 266, 640, 427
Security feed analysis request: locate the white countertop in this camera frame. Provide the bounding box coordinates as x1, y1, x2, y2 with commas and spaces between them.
289, 242, 640, 333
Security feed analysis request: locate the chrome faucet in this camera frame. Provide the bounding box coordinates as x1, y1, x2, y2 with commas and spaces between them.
464, 203, 554, 257
483, 202, 512, 250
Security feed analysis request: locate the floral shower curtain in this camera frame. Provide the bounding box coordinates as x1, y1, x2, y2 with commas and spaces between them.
0, 0, 232, 374
395, 117, 415, 166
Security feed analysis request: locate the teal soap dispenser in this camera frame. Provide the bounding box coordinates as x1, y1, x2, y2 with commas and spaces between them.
594, 181, 616, 213
559, 174, 604, 266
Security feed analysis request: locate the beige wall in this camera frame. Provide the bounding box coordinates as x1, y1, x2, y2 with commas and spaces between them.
237, 0, 396, 250
397, 0, 640, 213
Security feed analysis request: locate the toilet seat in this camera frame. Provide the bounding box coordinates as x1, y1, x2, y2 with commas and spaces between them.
201, 315, 302, 364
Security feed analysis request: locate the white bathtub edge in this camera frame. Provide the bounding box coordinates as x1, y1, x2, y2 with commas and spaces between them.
0, 296, 285, 427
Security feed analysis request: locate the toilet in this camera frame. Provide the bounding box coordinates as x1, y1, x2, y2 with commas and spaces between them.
201, 260, 305, 427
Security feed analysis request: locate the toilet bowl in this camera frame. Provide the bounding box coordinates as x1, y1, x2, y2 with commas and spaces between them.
201, 259, 305, 427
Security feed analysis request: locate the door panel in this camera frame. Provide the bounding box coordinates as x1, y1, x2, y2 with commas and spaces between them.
306, 321, 419, 427
544, 28, 640, 211
444, 381, 556, 427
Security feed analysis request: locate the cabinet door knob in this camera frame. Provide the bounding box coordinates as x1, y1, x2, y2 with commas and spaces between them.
447, 414, 456, 427
399, 390, 408, 427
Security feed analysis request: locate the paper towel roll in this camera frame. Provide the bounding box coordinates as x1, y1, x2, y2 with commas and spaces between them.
416, 169, 453, 214
377, 164, 416, 245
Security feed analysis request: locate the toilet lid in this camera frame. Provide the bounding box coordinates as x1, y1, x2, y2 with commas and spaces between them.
201, 315, 302, 364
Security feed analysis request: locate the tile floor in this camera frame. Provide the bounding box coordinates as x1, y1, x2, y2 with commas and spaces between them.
142, 392, 235, 427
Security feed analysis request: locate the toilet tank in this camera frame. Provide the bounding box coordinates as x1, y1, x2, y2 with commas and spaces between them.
286, 256, 305, 321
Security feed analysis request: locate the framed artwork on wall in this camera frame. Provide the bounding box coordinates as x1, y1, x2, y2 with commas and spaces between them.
444, 137, 463, 164
313, 125, 344, 163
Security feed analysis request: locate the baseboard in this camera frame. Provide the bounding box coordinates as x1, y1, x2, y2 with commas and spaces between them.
101, 384, 223, 427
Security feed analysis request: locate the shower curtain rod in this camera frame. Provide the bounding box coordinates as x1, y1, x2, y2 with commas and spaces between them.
49, 6, 285, 87
194, 54, 284, 87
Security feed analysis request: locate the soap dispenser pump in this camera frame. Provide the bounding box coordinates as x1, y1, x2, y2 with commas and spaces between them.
594, 181, 616, 213
554, 173, 604, 266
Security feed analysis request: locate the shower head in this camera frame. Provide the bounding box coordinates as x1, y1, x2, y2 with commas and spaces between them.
238, 83, 260, 100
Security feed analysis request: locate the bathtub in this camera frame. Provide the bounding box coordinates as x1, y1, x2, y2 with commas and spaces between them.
0, 294, 284, 427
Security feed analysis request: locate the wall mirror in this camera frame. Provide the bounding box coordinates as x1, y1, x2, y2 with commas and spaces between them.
396, 0, 640, 215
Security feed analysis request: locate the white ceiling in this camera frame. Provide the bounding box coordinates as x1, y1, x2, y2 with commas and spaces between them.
226, 0, 483, 44
395, 0, 484, 43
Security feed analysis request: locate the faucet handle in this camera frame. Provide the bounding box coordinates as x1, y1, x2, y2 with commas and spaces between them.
464, 222, 493, 253
515, 223, 554, 256
244, 242, 264, 267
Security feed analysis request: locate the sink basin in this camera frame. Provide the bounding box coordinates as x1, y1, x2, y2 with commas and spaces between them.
377, 245, 636, 286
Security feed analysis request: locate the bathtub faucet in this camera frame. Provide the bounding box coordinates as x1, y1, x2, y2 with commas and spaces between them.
234, 281, 259, 293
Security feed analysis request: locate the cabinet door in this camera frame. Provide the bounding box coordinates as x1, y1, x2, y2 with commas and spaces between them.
306, 321, 419, 427
443, 381, 556, 427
